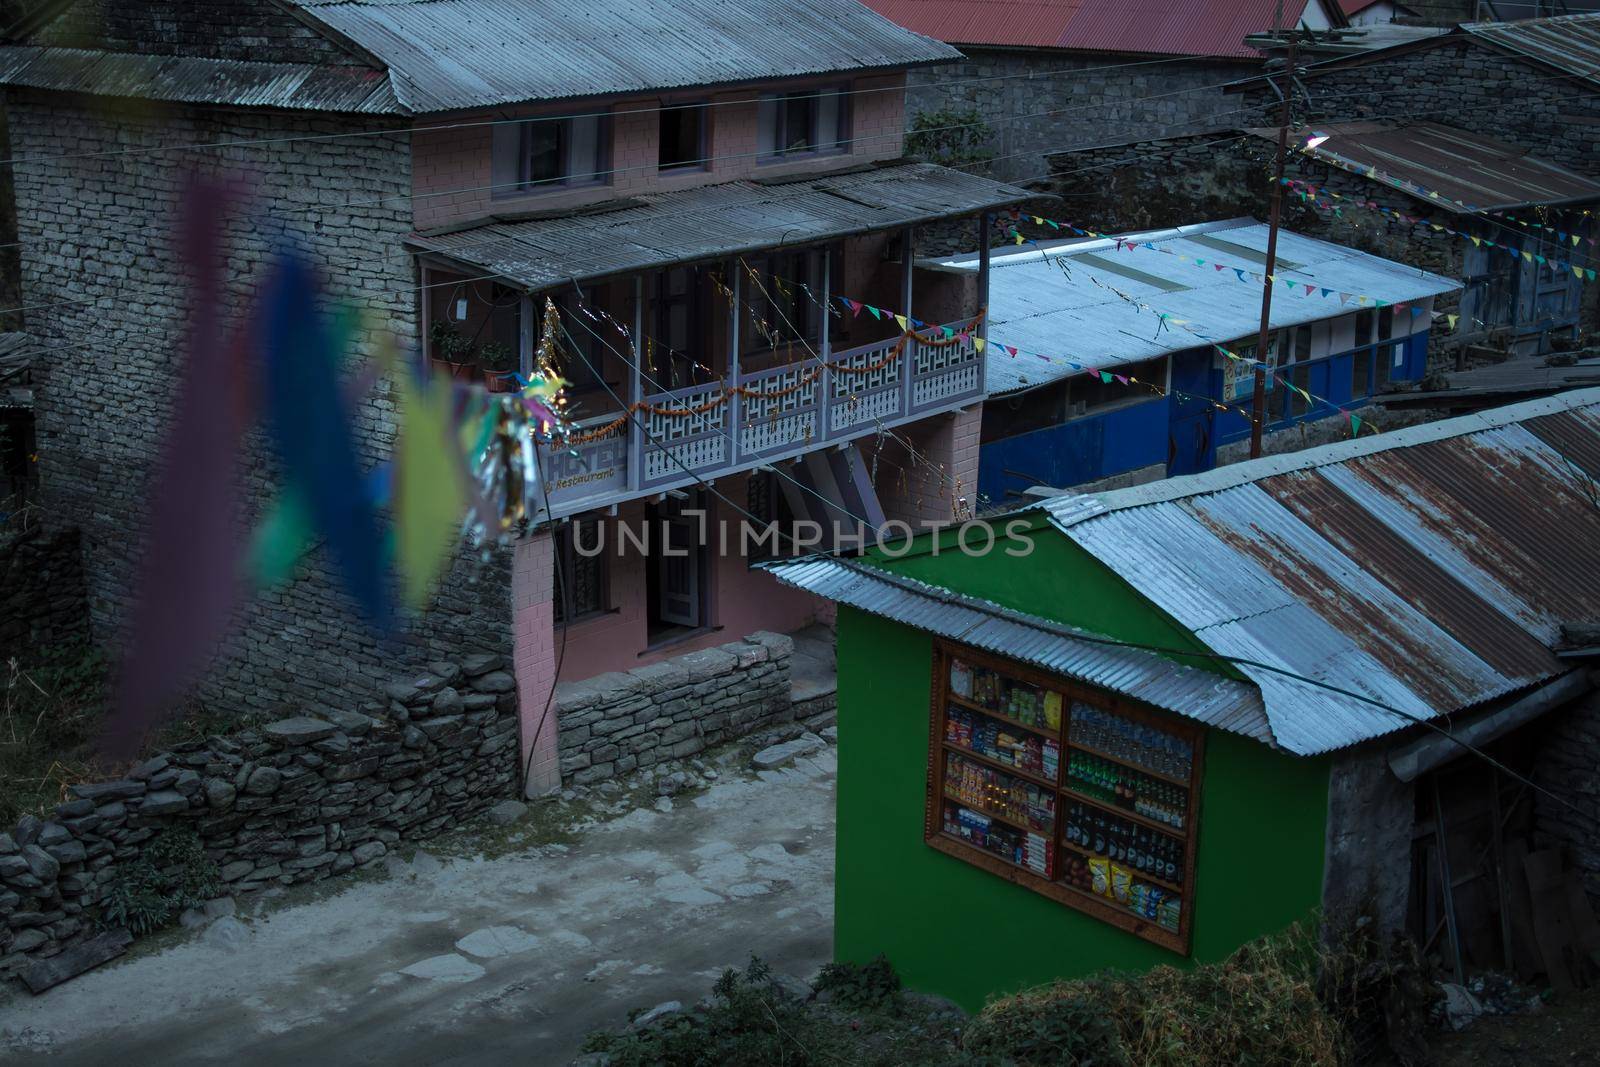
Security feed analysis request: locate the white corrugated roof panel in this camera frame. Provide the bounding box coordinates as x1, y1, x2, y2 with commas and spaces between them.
928, 218, 1461, 396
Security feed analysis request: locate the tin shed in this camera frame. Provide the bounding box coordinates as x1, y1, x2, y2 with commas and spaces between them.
766, 388, 1600, 1008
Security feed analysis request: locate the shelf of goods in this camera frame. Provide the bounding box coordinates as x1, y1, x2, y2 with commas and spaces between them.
929, 646, 1204, 953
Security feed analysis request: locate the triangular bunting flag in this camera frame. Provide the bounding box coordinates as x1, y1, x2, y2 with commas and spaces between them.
1098, 371, 1113, 384
1350, 414, 1362, 436
894, 314, 908, 331
1446, 314, 1458, 330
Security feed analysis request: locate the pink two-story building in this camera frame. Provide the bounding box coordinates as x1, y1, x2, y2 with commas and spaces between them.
2, 0, 1028, 795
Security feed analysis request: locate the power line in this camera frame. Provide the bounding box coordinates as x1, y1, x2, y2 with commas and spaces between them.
555, 303, 1590, 818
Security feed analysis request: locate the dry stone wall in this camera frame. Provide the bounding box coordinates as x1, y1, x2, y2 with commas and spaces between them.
904, 49, 1256, 183
9, 90, 513, 720
0, 653, 519, 983
0, 526, 89, 661
556, 632, 793, 786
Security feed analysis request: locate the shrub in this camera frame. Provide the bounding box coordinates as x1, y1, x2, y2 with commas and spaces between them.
814, 954, 901, 1010
906, 107, 996, 170
0, 644, 105, 825
582, 956, 830, 1066
961, 924, 1351, 1067
100, 827, 221, 935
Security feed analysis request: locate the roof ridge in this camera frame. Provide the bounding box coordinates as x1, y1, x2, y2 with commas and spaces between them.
1036, 386, 1600, 523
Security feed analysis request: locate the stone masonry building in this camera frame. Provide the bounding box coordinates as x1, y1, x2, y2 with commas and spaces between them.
0, 0, 1027, 798
858, 0, 1350, 181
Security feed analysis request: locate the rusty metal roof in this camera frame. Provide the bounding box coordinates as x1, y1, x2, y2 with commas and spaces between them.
410, 162, 1033, 291
0, 45, 401, 113
861, 0, 1315, 59
4, 0, 957, 115
762, 556, 1272, 740
1247, 121, 1600, 213
1037, 388, 1600, 755
290, 0, 957, 114
1462, 12, 1600, 88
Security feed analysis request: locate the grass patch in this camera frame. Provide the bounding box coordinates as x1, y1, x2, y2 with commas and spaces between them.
582, 956, 965, 1067
0, 644, 106, 824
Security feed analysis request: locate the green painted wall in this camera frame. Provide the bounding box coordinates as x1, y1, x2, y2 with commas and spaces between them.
835, 522, 1330, 1011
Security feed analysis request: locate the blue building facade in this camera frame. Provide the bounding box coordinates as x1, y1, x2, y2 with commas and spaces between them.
977, 311, 1433, 508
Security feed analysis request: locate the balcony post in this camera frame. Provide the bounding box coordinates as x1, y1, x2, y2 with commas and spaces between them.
519, 293, 535, 378
728, 260, 742, 466
629, 275, 643, 492
978, 211, 993, 393
820, 250, 832, 442
900, 226, 916, 418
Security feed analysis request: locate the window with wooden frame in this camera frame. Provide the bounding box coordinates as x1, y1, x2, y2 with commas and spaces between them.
925, 641, 1204, 954
552, 519, 607, 625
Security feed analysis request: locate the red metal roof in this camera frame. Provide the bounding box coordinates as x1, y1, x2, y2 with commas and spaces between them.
860, 0, 1310, 59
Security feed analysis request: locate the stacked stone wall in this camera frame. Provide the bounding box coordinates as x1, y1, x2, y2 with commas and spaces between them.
1535, 691, 1600, 902
0, 526, 89, 661
905, 49, 1257, 183
556, 632, 793, 786
0, 653, 520, 982
9, 92, 513, 718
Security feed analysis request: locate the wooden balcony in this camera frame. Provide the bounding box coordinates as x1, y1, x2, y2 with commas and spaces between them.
535, 321, 984, 519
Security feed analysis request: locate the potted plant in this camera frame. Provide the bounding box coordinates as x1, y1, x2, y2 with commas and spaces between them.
477, 341, 519, 393
430, 321, 476, 381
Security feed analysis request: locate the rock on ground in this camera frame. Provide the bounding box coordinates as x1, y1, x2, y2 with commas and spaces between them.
750, 735, 824, 770
400, 954, 487, 984
455, 926, 540, 959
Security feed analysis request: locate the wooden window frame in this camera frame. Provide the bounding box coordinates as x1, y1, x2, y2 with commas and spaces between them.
924, 640, 1205, 955
552, 519, 609, 627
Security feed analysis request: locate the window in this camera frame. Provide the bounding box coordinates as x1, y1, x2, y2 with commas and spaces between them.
552, 519, 607, 625
744, 251, 825, 353
757, 87, 848, 160
1375, 309, 1396, 391
929, 642, 1203, 954
659, 102, 707, 171
1287, 326, 1313, 419
491, 114, 610, 196
1067, 356, 1167, 414
746, 470, 796, 563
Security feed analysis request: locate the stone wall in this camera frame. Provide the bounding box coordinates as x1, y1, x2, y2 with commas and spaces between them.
9, 92, 514, 718
1236, 39, 1600, 179
0, 526, 88, 661
555, 632, 793, 786
1041, 132, 1488, 372
1214, 402, 1444, 467
1322, 741, 1415, 938
1535, 691, 1600, 901
0, 652, 520, 983
905, 49, 1258, 182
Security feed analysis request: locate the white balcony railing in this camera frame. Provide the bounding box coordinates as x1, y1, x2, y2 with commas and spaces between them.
536, 321, 983, 519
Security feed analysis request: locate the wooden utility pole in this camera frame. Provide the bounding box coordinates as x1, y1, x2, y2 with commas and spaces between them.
1250, 36, 1297, 459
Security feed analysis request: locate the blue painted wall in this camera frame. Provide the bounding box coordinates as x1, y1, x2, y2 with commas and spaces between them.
977, 328, 1432, 504
977, 396, 1169, 507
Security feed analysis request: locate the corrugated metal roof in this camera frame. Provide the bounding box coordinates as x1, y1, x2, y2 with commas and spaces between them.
862, 0, 1313, 58
762, 555, 1272, 740
410, 162, 1033, 290
0, 45, 400, 113
1247, 121, 1600, 213
1463, 12, 1600, 89
925, 217, 1459, 396
1035, 388, 1600, 755
290, 0, 959, 114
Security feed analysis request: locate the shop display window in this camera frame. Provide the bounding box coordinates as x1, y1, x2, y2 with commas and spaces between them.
925, 641, 1204, 953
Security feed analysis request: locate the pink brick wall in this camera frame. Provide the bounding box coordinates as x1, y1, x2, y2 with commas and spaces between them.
512, 532, 560, 797
412, 73, 908, 231
870, 405, 982, 530
509, 475, 825, 787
